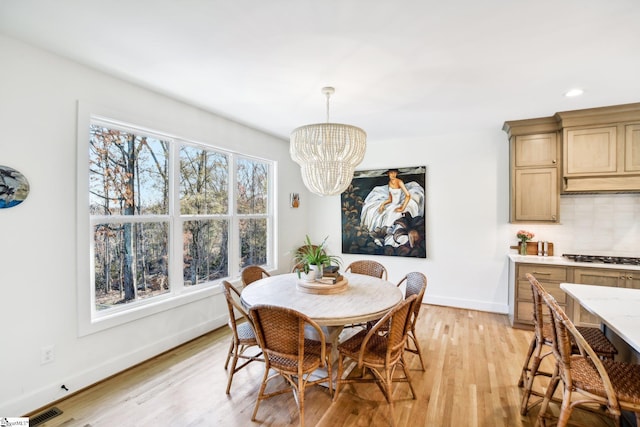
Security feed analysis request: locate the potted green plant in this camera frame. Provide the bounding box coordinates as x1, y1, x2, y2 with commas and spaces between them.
293, 235, 342, 280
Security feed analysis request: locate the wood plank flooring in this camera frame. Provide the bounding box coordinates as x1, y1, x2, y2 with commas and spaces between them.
31, 304, 616, 426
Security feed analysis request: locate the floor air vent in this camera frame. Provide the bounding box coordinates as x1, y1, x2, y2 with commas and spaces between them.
29, 406, 63, 426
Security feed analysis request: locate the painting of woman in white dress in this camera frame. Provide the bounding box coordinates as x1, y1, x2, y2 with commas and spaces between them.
341, 166, 426, 258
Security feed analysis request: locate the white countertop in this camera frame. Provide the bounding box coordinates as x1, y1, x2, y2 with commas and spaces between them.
560, 283, 640, 354
508, 254, 640, 271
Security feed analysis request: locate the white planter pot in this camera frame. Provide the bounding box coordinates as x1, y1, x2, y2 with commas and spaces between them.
309, 264, 323, 279
299, 270, 316, 282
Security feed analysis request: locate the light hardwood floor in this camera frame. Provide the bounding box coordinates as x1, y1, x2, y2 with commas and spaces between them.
31, 304, 615, 426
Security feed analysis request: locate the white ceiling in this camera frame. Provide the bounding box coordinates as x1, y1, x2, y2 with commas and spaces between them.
1, 0, 639, 141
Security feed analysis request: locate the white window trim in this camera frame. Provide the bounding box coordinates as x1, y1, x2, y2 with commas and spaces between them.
76, 101, 275, 337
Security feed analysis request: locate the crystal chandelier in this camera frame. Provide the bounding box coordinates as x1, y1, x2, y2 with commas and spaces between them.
290, 87, 367, 196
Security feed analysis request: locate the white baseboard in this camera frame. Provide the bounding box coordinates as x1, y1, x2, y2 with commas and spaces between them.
423, 295, 509, 315
2, 314, 228, 417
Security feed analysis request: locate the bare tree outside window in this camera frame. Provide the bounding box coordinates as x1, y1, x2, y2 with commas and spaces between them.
87, 119, 273, 317
89, 125, 170, 310
180, 145, 230, 285
237, 158, 269, 268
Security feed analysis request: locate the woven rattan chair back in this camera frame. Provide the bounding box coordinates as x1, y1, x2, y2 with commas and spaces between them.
248, 304, 331, 427
538, 291, 619, 426
400, 272, 426, 313
221, 281, 262, 394
384, 294, 417, 362
397, 272, 427, 370
345, 260, 388, 280
519, 273, 618, 416
333, 294, 418, 427
517, 274, 556, 414
290, 244, 323, 273
241, 265, 270, 287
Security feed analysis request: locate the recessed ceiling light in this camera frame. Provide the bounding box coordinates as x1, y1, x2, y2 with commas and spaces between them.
564, 88, 584, 97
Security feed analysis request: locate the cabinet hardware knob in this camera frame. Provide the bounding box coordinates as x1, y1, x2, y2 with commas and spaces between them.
552, 159, 557, 164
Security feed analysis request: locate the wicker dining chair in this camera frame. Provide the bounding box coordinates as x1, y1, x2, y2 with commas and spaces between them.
345, 260, 388, 280
537, 289, 640, 427
397, 272, 427, 370
222, 280, 263, 394
248, 304, 332, 427
241, 265, 270, 287
333, 294, 418, 427
519, 274, 617, 415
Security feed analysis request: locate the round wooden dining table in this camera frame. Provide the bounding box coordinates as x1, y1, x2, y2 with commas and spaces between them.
240, 272, 403, 327
241, 272, 403, 381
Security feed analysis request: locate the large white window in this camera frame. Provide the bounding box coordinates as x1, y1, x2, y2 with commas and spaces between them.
77, 105, 274, 334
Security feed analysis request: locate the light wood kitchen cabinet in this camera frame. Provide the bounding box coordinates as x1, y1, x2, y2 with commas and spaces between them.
513, 167, 558, 222
514, 133, 558, 167
564, 123, 640, 177
564, 126, 617, 175
513, 263, 568, 329
558, 103, 640, 192
503, 118, 560, 223
625, 123, 640, 173
570, 267, 640, 327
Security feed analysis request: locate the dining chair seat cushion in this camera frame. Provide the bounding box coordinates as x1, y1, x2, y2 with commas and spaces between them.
568, 356, 640, 404
338, 330, 391, 366
602, 359, 640, 403
267, 339, 330, 373
574, 326, 618, 359
233, 321, 258, 344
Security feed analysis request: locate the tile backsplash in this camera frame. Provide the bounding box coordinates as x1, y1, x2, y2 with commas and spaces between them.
531, 194, 640, 256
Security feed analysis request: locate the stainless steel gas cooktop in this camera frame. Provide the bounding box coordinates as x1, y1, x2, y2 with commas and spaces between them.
562, 254, 640, 266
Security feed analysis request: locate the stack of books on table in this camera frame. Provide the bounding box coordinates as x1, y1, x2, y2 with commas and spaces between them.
319, 266, 343, 284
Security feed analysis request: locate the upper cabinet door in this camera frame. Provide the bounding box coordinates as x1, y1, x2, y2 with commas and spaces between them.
625, 124, 640, 173
513, 167, 558, 222
564, 126, 617, 175
514, 133, 557, 167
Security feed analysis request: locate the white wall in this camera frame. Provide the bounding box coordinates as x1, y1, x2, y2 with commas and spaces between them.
306, 131, 515, 313
0, 35, 310, 416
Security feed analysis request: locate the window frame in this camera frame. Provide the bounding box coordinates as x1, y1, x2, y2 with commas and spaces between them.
76, 102, 275, 336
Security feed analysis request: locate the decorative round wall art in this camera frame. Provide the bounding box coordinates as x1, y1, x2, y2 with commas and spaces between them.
0, 165, 30, 209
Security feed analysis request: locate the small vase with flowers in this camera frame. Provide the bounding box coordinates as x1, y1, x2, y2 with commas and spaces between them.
516, 230, 534, 256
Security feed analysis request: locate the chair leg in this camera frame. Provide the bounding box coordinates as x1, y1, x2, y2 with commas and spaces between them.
520, 352, 542, 415
407, 326, 425, 371
252, 364, 270, 421
325, 356, 333, 397
225, 348, 239, 394
333, 354, 344, 402
224, 339, 235, 370
518, 336, 536, 387
400, 357, 416, 399
556, 388, 573, 427
537, 365, 560, 427
383, 367, 397, 427
298, 374, 306, 427
520, 337, 545, 415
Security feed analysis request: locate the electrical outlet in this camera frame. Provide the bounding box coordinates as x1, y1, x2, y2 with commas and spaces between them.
41, 345, 55, 365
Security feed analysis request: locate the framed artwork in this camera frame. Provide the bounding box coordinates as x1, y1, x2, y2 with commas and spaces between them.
341, 166, 426, 258
0, 165, 30, 209
290, 193, 300, 208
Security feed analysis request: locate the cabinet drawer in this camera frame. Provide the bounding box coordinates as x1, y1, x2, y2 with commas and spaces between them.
516, 300, 565, 325
516, 301, 534, 325
517, 280, 566, 304
517, 264, 567, 281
